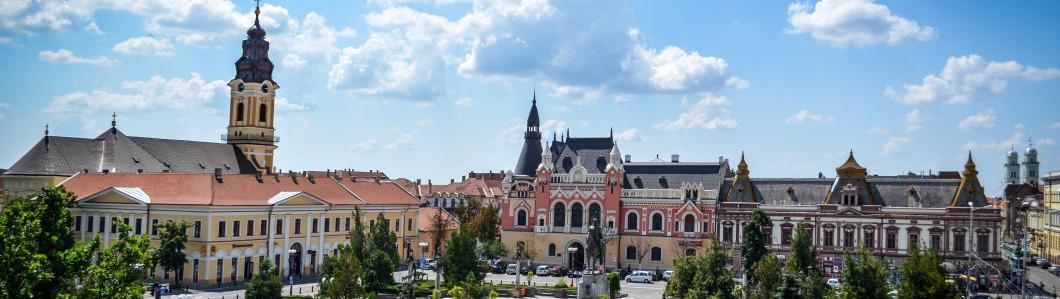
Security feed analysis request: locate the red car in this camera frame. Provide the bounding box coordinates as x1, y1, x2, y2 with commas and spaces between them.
549, 265, 568, 277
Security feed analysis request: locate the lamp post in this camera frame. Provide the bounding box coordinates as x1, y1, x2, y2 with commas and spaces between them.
288, 249, 296, 296
434, 244, 442, 292
967, 201, 974, 296
568, 246, 578, 287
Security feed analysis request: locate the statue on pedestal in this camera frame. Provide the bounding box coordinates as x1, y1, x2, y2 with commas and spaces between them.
585, 216, 605, 271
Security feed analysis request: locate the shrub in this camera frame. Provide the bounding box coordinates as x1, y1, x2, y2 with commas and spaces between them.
449, 286, 466, 299
600, 295, 610, 299
488, 290, 500, 299
555, 278, 568, 288
608, 272, 620, 295
432, 289, 441, 299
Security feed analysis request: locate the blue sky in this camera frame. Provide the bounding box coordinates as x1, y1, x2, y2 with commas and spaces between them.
1, 0, 1057, 196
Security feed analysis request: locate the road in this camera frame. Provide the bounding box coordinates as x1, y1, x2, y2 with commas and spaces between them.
401, 270, 667, 299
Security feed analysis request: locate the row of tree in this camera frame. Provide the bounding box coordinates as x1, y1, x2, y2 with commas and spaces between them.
664, 209, 961, 299
317, 207, 402, 298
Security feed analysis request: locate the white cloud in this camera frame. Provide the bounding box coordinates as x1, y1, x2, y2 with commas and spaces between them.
784, 109, 833, 124
48, 73, 227, 114
958, 109, 997, 130
882, 136, 912, 155
654, 94, 737, 131
38, 49, 117, 66
963, 130, 1025, 151
786, 0, 935, 47
417, 119, 436, 126
84, 20, 103, 35
0, 1, 292, 45
868, 127, 890, 135
501, 118, 567, 144
454, 97, 473, 107
383, 129, 415, 150
886, 55, 1060, 104
1047, 122, 1060, 130
1039, 138, 1055, 147
413, 101, 436, 109
612, 128, 648, 142
113, 36, 174, 56
350, 139, 379, 151
275, 97, 309, 111
903, 108, 925, 132
282, 54, 306, 70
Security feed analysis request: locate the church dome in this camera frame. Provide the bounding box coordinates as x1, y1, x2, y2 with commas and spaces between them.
1026, 146, 1038, 155
1008, 148, 1018, 157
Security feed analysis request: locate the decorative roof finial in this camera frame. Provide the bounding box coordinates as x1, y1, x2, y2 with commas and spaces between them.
45, 123, 49, 136
610, 127, 613, 138
111, 112, 117, 128
254, 0, 261, 23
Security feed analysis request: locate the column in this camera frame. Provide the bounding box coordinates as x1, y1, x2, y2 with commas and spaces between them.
304, 213, 312, 274
317, 213, 325, 273
282, 213, 290, 277
267, 215, 276, 258
95, 211, 102, 245
205, 214, 213, 282
79, 212, 86, 241
103, 212, 112, 247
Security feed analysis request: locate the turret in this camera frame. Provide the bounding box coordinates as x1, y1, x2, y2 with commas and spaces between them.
1022, 139, 1040, 185
225, 3, 278, 174
514, 93, 543, 176
1005, 145, 1020, 185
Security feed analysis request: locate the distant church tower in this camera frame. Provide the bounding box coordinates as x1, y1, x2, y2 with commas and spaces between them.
513, 93, 543, 177
225, 3, 278, 173
1004, 146, 1020, 185
1022, 140, 1039, 186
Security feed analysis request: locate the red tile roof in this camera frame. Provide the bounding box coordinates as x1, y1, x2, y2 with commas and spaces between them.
211, 173, 361, 205
61, 173, 214, 205
417, 207, 460, 231
336, 179, 420, 206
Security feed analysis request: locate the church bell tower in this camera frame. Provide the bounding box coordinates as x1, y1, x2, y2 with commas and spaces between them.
225, 3, 278, 173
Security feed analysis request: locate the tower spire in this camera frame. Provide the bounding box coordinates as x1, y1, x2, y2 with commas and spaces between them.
254, 0, 261, 24
111, 112, 117, 128
45, 123, 49, 136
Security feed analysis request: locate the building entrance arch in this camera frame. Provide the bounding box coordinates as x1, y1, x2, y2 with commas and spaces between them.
289, 243, 303, 276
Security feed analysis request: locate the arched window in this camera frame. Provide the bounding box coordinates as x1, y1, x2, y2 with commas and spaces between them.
589, 203, 601, 224
259, 104, 268, 122
548, 243, 557, 256
625, 246, 636, 260
651, 213, 663, 231
596, 156, 607, 172
571, 203, 584, 228
650, 247, 662, 261
552, 203, 566, 227
562, 157, 573, 172
683, 215, 695, 232
626, 212, 639, 230
236, 103, 245, 122
517, 210, 527, 227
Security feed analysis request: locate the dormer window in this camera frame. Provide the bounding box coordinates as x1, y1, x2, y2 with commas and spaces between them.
841, 183, 859, 205
659, 176, 669, 188
596, 156, 607, 172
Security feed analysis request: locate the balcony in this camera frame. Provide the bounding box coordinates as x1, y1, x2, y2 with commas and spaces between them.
603, 228, 617, 236
534, 226, 551, 233
222, 133, 280, 144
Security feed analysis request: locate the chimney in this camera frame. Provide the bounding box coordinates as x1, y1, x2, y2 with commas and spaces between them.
255, 173, 263, 182
429, 179, 433, 193
351, 176, 357, 182
451, 178, 455, 184
102, 169, 110, 174
671, 154, 680, 163
461, 175, 466, 182
308, 173, 316, 184
416, 179, 422, 185
274, 172, 280, 181
214, 168, 223, 183
624, 154, 631, 163
137, 169, 143, 173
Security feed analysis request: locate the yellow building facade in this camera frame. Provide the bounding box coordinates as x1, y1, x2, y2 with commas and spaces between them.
1037, 171, 1060, 263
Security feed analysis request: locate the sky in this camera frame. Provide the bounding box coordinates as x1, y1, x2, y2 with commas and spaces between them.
0, 0, 1058, 196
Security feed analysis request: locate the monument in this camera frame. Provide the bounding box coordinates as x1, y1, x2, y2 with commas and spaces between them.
578, 217, 611, 299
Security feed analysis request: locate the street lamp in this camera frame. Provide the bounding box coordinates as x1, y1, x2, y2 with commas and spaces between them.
288, 249, 297, 296
967, 201, 974, 296
568, 246, 578, 287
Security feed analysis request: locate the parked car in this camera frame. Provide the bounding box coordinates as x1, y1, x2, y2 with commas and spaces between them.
549, 265, 568, 277
491, 262, 507, 274
567, 270, 583, 278
1041, 261, 1053, 269
536, 265, 551, 276
521, 265, 533, 275
826, 278, 841, 288
1049, 265, 1060, 275
625, 271, 653, 283
506, 264, 518, 275
424, 259, 438, 270
662, 270, 674, 281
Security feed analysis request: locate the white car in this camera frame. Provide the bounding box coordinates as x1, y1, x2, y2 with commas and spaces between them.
536, 265, 551, 276
625, 271, 653, 283
826, 278, 840, 288
662, 270, 674, 281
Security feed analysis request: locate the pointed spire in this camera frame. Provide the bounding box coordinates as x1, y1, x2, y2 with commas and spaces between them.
735, 151, 749, 176
610, 127, 613, 138
254, 0, 262, 24
964, 150, 977, 175
44, 123, 50, 149
111, 112, 117, 128
836, 149, 867, 178
45, 123, 49, 137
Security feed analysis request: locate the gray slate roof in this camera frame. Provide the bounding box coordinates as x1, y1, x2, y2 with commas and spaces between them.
623, 163, 724, 190
548, 137, 615, 174
6, 128, 258, 176
718, 177, 961, 208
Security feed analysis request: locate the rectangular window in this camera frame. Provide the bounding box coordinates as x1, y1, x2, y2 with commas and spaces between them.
824, 230, 834, 247
886, 231, 897, 249
192, 259, 199, 283
312, 219, 318, 234
395, 219, 400, 232
723, 227, 733, 242
151, 219, 158, 235
930, 234, 941, 250
276, 219, 284, 235
123, 217, 130, 227
218, 221, 227, 238
408, 218, 413, 231
370, 220, 375, 228
345, 217, 350, 231
99, 216, 105, 233
261, 220, 268, 236
843, 230, 854, 248
247, 220, 254, 236
324, 218, 330, 232
216, 259, 223, 285
230, 258, 237, 283
334, 217, 340, 231
111, 217, 118, 233
954, 234, 965, 252
75, 216, 82, 231
194, 221, 202, 238
274, 255, 281, 274
978, 233, 989, 252
864, 231, 875, 248
909, 234, 919, 250
87, 216, 94, 232
295, 219, 302, 235
134, 218, 142, 235
781, 227, 792, 245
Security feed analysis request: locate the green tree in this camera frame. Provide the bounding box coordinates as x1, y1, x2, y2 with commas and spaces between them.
898, 247, 959, 299
468, 203, 502, 241
444, 228, 483, 285
784, 222, 828, 299
607, 272, 620, 298
0, 187, 99, 298
838, 249, 889, 299
319, 243, 364, 299
80, 222, 154, 299
665, 239, 735, 299
369, 213, 399, 265
156, 220, 191, 287
362, 250, 395, 293
246, 259, 284, 299
741, 210, 772, 288
750, 255, 781, 299
777, 273, 800, 299
349, 207, 368, 260
478, 239, 508, 260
